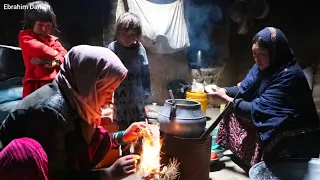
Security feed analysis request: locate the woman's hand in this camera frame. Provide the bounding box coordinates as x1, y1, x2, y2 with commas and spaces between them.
204, 84, 220, 93
101, 155, 140, 180
123, 122, 148, 142
205, 85, 233, 105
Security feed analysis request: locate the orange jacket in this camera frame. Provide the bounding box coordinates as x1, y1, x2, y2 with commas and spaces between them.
19, 30, 67, 83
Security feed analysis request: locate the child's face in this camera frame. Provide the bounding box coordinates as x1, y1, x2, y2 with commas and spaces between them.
117, 29, 139, 47
33, 21, 53, 37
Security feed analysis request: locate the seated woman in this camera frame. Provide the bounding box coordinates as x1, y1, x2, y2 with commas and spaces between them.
206, 27, 320, 167
0, 45, 148, 180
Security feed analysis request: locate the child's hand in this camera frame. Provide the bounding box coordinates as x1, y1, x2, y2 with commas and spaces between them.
44, 60, 60, 68
31, 58, 52, 65
54, 56, 62, 65
31, 57, 60, 68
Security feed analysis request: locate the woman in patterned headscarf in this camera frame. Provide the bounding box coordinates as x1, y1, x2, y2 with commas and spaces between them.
206, 27, 320, 166
0, 45, 148, 180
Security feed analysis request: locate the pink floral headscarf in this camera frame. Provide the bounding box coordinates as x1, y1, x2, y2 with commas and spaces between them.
56, 45, 127, 128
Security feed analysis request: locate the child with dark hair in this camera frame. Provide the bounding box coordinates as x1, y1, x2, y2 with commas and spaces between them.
107, 12, 151, 145
19, 1, 67, 98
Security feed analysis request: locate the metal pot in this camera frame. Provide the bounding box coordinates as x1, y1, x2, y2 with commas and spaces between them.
249, 158, 320, 180
157, 99, 206, 138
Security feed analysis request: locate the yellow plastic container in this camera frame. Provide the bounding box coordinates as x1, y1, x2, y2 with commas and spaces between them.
186, 91, 208, 115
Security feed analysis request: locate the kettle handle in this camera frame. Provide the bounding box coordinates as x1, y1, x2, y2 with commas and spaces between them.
169, 104, 176, 121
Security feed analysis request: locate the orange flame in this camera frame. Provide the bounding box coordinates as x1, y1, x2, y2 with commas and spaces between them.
138, 123, 162, 176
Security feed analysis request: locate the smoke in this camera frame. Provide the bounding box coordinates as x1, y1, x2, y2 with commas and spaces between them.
184, 0, 223, 67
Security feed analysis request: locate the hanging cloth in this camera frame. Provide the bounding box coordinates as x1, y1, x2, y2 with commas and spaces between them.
117, 0, 190, 54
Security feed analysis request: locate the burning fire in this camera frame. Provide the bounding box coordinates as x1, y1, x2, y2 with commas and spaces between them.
138, 123, 180, 180
138, 123, 162, 176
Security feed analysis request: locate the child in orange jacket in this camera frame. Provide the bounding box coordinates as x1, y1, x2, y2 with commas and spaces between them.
19, 1, 67, 98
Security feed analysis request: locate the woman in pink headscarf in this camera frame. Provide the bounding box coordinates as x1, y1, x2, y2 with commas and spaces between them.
0, 45, 147, 180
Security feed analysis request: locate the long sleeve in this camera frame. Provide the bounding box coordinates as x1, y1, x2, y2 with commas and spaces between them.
140, 46, 151, 100
52, 40, 68, 64
224, 86, 239, 98
233, 98, 252, 118
224, 85, 252, 120
19, 31, 59, 59
141, 64, 151, 98
224, 86, 251, 118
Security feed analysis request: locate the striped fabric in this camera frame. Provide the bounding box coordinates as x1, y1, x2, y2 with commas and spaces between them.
0, 138, 48, 180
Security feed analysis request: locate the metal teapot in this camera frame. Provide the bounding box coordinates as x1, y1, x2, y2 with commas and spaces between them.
157, 99, 206, 138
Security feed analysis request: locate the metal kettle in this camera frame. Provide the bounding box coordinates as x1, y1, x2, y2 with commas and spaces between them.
157, 99, 206, 138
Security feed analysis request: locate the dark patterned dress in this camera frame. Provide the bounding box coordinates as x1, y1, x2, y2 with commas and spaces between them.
216, 113, 320, 166
108, 41, 151, 130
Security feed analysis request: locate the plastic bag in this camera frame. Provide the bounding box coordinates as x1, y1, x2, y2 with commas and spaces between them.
191, 79, 204, 93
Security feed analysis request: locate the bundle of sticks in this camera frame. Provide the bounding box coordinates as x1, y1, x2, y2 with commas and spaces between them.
141, 158, 180, 180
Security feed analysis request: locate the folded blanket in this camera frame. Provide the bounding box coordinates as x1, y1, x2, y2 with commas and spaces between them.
0, 86, 23, 104
0, 77, 23, 122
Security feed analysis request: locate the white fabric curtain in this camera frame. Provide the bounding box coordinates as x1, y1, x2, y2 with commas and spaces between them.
116, 0, 190, 54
